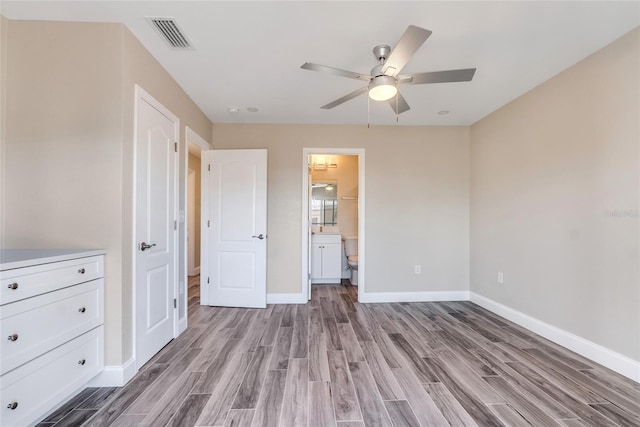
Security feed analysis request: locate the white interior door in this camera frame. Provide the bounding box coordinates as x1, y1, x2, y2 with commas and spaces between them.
202, 149, 267, 308
135, 87, 178, 368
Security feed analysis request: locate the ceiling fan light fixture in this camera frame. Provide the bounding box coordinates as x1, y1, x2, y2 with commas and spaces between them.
368, 75, 397, 101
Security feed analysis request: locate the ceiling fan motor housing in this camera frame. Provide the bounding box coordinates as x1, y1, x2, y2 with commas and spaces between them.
372, 45, 392, 62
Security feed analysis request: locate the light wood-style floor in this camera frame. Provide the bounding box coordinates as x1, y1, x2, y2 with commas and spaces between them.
38, 277, 640, 426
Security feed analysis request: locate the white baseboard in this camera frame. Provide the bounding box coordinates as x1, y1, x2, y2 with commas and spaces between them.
88, 357, 137, 387
267, 293, 307, 304
359, 290, 470, 303
470, 292, 640, 383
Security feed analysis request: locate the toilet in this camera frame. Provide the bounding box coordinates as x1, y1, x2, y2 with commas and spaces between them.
342, 235, 358, 285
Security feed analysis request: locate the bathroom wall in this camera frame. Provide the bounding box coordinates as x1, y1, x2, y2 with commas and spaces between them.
311, 154, 359, 237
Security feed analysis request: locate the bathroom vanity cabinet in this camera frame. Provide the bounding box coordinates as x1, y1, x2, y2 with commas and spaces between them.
310, 233, 342, 284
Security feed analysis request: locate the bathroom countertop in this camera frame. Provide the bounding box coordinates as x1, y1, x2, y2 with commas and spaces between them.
311, 231, 342, 235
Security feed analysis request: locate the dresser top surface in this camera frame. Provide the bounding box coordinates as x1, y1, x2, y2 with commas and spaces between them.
0, 249, 105, 271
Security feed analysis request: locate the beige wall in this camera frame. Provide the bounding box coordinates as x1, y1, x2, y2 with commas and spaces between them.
1, 19, 213, 365
188, 153, 201, 268
212, 124, 470, 294
311, 154, 359, 236
2, 20, 126, 363
1, 16, 8, 235
470, 28, 640, 361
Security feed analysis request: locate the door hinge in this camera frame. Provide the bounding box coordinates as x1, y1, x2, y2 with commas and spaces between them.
174, 220, 177, 230
174, 142, 178, 153
173, 298, 177, 308
207, 277, 210, 284
208, 164, 211, 172
207, 220, 210, 228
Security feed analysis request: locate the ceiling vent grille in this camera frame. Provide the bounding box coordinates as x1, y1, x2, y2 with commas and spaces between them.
147, 17, 192, 50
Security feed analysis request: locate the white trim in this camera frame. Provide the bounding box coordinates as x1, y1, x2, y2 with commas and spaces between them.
267, 293, 307, 304
359, 290, 470, 303
470, 292, 640, 383
301, 148, 365, 302
88, 357, 137, 387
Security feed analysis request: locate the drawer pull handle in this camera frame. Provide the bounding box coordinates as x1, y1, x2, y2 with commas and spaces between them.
79, 307, 86, 313
6, 402, 18, 410
78, 268, 86, 274
78, 359, 86, 365
7, 334, 18, 342
7, 283, 18, 290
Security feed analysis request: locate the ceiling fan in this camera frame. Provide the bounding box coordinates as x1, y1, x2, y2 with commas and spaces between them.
301, 25, 476, 115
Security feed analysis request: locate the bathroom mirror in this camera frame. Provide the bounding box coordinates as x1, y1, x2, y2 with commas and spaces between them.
311, 181, 338, 226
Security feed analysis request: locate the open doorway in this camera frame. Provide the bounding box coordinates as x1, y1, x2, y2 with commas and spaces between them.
181, 127, 211, 329
302, 148, 365, 303
186, 152, 201, 305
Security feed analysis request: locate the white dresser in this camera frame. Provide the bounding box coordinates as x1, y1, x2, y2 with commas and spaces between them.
0, 249, 105, 427
310, 233, 342, 284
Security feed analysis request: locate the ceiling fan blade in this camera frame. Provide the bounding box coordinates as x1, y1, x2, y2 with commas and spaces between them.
406, 68, 476, 85
388, 92, 410, 114
381, 25, 432, 77
301, 63, 371, 82
321, 86, 368, 109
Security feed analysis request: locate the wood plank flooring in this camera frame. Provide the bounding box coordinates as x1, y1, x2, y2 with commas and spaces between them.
38, 278, 640, 427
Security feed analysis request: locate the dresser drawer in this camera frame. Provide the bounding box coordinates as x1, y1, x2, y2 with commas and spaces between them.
0, 326, 103, 427
0, 279, 103, 375
0, 256, 103, 305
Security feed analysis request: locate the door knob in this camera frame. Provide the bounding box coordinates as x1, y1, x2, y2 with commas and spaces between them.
139, 242, 156, 251
251, 234, 265, 240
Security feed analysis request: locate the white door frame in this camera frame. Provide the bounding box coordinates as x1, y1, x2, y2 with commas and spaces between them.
183, 127, 211, 318
132, 84, 180, 370
301, 148, 365, 302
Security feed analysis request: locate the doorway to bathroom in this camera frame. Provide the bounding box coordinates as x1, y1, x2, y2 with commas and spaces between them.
301, 148, 365, 302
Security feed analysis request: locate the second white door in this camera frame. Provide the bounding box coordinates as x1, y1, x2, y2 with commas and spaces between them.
202, 149, 267, 308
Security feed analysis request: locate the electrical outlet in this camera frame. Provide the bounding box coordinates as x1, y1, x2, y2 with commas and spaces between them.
498, 272, 504, 284
414, 265, 421, 275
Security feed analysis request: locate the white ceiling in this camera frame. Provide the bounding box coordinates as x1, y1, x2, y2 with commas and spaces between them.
2, 1, 639, 126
